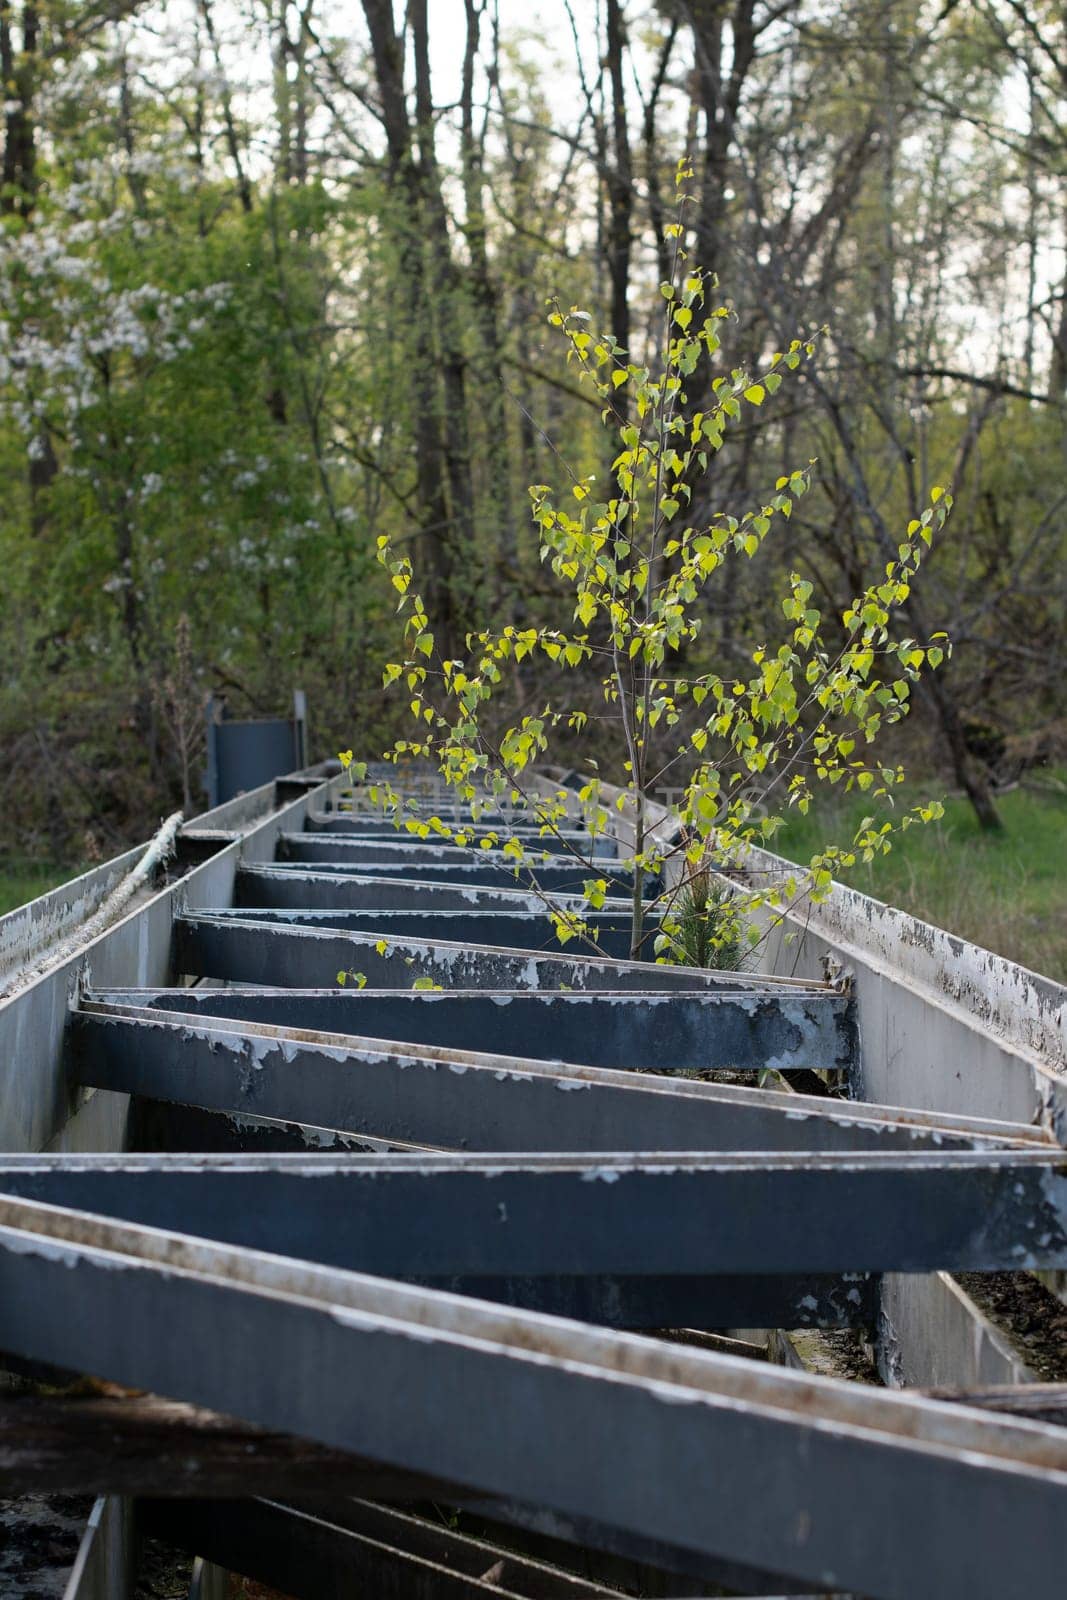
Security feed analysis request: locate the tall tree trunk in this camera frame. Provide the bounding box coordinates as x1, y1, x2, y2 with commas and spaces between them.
272, 0, 293, 185
604, 0, 633, 368
461, 0, 516, 606
817, 382, 1003, 831
411, 0, 476, 583
200, 0, 254, 213
361, 0, 479, 650
642, 18, 679, 289
1, 0, 37, 219
686, 0, 757, 280
1050, 199, 1067, 402
2, 2, 58, 534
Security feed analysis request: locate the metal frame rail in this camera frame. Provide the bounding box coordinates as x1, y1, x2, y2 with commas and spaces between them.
1, 764, 1066, 1599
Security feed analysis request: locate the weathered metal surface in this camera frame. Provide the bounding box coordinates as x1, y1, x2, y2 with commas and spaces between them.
174, 913, 763, 992
0, 776, 337, 1152
187, 1558, 228, 1600
732, 835, 1067, 1377
294, 824, 619, 856
235, 866, 635, 914
265, 856, 645, 893
87, 985, 857, 1074
129, 1095, 426, 1156
192, 905, 641, 959
4, 1150, 1067, 1277
280, 835, 588, 863
205, 690, 308, 809
744, 842, 1067, 1130
879, 1270, 1050, 1389
277, 828, 635, 876
72, 1007, 1039, 1155
0, 849, 143, 993
3, 1196, 1067, 1600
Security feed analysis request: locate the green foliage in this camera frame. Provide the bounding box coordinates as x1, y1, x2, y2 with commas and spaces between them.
363, 165, 951, 961
6, 3, 1061, 888
662, 863, 743, 971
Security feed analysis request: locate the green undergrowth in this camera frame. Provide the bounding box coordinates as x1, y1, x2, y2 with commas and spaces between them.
774, 771, 1067, 983
0, 860, 82, 917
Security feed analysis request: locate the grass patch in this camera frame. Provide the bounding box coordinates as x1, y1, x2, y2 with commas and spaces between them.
773, 773, 1067, 983
0, 860, 81, 917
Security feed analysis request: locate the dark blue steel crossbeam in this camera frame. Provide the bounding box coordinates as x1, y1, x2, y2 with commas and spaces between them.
276, 831, 634, 876
174, 913, 787, 992
0, 1149, 867, 1329
303, 812, 617, 849
192, 906, 642, 960
279, 834, 608, 863
73, 1006, 1043, 1156
265, 859, 648, 893
3, 1151, 1067, 1277
2, 1193, 1066, 1600
87, 984, 857, 1074
297, 822, 622, 859
234, 867, 636, 915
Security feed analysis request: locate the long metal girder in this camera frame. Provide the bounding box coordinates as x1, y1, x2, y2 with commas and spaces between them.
278, 833, 618, 865
191, 905, 642, 958
173, 913, 772, 991
303, 833, 624, 865
71, 1005, 1039, 1155
86, 985, 858, 1074
234, 866, 637, 914
303, 812, 616, 848
276, 828, 638, 876
2, 1194, 1067, 1600
266, 857, 646, 893
3, 1151, 1067, 1278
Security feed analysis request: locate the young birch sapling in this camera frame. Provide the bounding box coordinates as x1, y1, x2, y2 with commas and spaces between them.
348, 163, 950, 965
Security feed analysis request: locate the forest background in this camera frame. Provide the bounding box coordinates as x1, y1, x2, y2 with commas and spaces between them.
2, 0, 1066, 967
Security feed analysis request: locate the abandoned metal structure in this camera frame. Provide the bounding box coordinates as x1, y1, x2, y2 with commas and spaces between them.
2, 762, 1067, 1598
